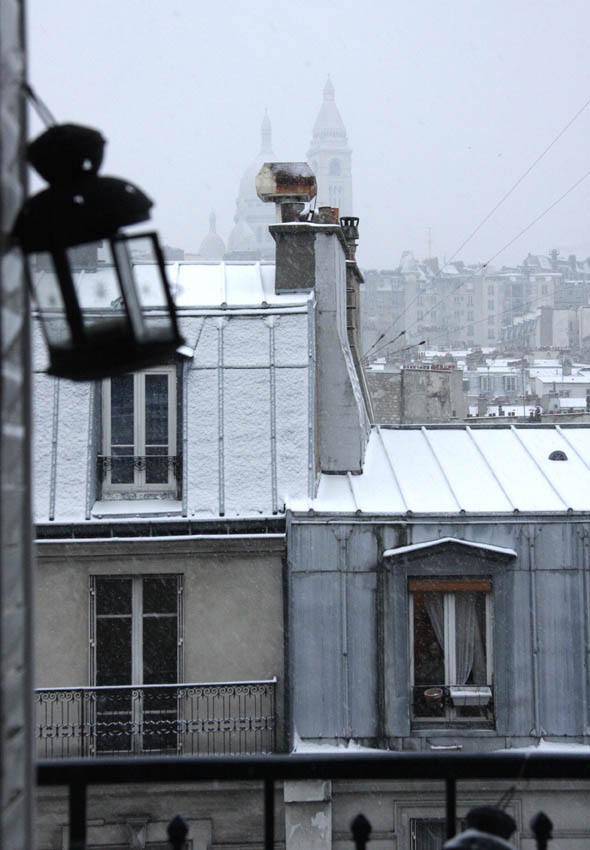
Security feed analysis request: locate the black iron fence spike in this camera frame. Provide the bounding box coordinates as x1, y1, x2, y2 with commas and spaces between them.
530, 812, 553, 850
167, 814, 188, 850
351, 813, 372, 850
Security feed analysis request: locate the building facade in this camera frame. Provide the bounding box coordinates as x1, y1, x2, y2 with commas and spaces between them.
31, 213, 590, 849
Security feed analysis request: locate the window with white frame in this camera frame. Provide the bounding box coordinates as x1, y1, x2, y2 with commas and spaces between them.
503, 375, 517, 392
100, 367, 177, 496
90, 574, 183, 753
409, 578, 493, 723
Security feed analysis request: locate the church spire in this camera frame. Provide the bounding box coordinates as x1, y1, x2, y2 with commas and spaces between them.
260, 109, 272, 155
307, 77, 353, 216
323, 75, 335, 102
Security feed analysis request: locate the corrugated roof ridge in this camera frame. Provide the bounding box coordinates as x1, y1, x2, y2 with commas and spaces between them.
221, 262, 228, 304
420, 426, 463, 512
345, 472, 360, 512
509, 425, 570, 511
375, 426, 409, 513
465, 426, 516, 511
555, 425, 590, 474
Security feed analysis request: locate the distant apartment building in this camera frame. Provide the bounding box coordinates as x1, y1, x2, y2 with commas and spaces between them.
362, 250, 590, 360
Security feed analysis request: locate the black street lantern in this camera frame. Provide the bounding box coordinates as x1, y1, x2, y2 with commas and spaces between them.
12, 123, 185, 380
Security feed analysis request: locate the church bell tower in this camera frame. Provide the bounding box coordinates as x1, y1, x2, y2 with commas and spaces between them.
307, 77, 353, 215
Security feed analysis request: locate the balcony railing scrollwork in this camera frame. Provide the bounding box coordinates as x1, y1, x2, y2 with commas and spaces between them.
36, 679, 276, 758
97, 454, 181, 481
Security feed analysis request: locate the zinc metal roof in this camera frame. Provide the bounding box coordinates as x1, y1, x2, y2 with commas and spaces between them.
70, 261, 308, 311
308, 424, 590, 515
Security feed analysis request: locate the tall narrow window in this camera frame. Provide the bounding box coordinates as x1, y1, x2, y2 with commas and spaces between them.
409, 578, 493, 723
101, 367, 177, 495
90, 574, 183, 753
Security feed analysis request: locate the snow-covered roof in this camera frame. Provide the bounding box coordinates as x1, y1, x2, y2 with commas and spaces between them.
558, 398, 587, 408
63, 261, 307, 312
536, 375, 590, 384
383, 537, 517, 558
293, 424, 590, 515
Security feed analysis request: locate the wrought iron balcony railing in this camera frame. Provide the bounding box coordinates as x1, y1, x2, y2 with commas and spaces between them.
35, 679, 276, 758
97, 453, 181, 481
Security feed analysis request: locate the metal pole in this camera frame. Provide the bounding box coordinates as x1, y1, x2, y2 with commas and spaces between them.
264, 778, 274, 850
69, 778, 87, 850
445, 777, 456, 840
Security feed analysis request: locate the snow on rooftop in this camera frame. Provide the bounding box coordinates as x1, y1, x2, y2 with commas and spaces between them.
298, 425, 590, 515
383, 538, 517, 558
70, 261, 308, 312
536, 374, 590, 384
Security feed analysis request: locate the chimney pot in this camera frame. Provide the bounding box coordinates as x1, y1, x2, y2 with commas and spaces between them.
318, 206, 339, 224
256, 162, 317, 223
340, 216, 359, 259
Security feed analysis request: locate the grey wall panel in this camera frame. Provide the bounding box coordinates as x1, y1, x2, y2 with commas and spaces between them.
534, 523, 576, 571
345, 525, 380, 572
347, 571, 378, 737
291, 572, 344, 738
383, 565, 411, 737
290, 525, 343, 573
495, 567, 534, 736
536, 570, 584, 735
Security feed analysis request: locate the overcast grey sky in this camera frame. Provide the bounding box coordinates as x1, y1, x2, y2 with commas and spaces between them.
28, 0, 590, 270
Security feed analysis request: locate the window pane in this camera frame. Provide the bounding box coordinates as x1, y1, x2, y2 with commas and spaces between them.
95, 577, 132, 615
96, 618, 132, 685
143, 616, 177, 684
145, 448, 168, 484
143, 576, 177, 613
145, 374, 168, 444
413, 592, 444, 685
110, 450, 134, 484
111, 375, 134, 445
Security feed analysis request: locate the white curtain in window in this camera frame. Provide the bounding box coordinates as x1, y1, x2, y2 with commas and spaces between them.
424, 594, 444, 649
425, 592, 483, 685
454, 592, 476, 684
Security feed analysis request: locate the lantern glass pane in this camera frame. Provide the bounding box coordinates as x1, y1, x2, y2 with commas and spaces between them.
28, 252, 72, 349
119, 234, 176, 341
67, 241, 130, 344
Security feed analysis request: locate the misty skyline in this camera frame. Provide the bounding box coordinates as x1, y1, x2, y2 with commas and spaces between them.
28, 0, 590, 269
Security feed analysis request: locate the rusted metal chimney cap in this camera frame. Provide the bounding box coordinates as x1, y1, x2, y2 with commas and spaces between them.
256, 162, 317, 203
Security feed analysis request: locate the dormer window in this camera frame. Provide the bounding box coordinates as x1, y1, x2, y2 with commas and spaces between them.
409, 577, 494, 724
100, 366, 178, 497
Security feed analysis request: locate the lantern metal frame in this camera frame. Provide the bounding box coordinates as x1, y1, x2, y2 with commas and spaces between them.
12, 123, 186, 381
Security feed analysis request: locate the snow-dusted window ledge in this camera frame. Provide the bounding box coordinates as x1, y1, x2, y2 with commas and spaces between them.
91, 499, 182, 519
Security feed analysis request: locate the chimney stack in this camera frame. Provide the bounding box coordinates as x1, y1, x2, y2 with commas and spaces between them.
258, 162, 370, 474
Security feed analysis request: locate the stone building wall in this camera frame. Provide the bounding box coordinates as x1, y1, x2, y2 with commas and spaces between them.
0, 1, 35, 847
365, 371, 402, 423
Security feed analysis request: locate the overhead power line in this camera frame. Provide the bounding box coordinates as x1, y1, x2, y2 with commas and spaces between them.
372, 91, 590, 352
387, 165, 590, 349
